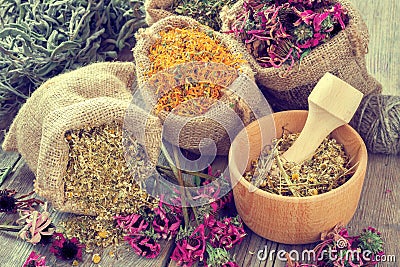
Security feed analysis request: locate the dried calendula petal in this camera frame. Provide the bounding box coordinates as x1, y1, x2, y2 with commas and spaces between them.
92, 253, 101, 264
72, 260, 79, 266
147, 28, 245, 116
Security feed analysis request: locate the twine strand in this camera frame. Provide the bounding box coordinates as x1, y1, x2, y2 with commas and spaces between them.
351, 94, 400, 155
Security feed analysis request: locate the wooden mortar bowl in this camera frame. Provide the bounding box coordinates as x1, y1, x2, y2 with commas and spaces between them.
228, 110, 368, 244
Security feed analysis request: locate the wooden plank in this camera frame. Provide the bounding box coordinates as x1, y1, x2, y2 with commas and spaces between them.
350, 0, 400, 96
347, 154, 399, 264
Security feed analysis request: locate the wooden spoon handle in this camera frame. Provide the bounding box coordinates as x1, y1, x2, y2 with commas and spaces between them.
282, 73, 364, 163
282, 102, 345, 163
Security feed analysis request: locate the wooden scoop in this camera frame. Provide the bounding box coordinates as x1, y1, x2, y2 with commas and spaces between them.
282, 73, 364, 164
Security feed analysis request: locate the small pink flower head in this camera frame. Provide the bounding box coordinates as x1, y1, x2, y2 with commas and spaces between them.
171, 224, 207, 266
125, 235, 161, 259
209, 216, 247, 250
23, 251, 49, 267
313, 12, 330, 32
329, 3, 348, 29
50, 233, 85, 261
294, 9, 316, 26
152, 206, 182, 240
18, 204, 55, 245
338, 227, 350, 238
114, 213, 149, 235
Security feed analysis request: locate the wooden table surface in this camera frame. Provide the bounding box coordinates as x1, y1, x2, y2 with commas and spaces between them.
0, 0, 399, 266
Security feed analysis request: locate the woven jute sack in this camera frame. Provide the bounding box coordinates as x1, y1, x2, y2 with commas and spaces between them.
220, 0, 382, 110
134, 16, 257, 155
2, 62, 162, 214
144, 0, 175, 26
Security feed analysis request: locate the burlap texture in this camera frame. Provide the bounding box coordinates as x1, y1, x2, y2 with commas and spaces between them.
133, 16, 256, 154
220, 0, 382, 110
2, 62, 162, 214
144, 0, 175, 26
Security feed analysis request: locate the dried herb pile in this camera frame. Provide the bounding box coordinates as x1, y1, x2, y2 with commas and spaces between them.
245, 133, 354, 197
172, 0, 237, 31
228, 0, 349, 70
0, 0, 146, 118
62, 122, 159, 249
148, 28, 245, 115
154, 82, 223, 115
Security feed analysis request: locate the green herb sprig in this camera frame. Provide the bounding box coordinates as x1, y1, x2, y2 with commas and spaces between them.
172, 0, 237, 31
0, 0, 146, 118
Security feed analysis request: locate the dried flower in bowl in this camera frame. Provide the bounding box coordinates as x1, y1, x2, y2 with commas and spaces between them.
245, 132, 354, 197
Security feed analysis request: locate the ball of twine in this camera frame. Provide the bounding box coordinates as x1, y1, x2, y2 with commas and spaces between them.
351, 94, 400, 155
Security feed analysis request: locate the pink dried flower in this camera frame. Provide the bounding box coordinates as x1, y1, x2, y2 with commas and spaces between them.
50, 233, 85, 261
294, 9, 316, 26
297, 32, 326, 49
204, 215, 246, 250
152, 205, 182, 240
114, 213, 149, 235
17, 204, 55, 245
313, 12, 330, 32
329, 3, 347, 29
125, 235, 161, 259
0, 189, 43, 213
22, 251, 48, 267
289, 0, 314, 7
162, 201, 183, 215
171, 224, 207, 266
230, 0, 349, 70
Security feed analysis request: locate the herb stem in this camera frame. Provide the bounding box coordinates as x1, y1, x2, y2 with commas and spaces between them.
0, 225, 22, 232
160, 144, 190, 228
156, 165, 215, 181
275, 151, 301, 197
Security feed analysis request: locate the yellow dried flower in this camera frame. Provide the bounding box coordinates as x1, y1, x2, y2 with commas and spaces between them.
98, 231, 108, 239
72, 260, 79, 266
92, 253, 101, 264
309, 189, 319, 196
291, 173, 300, 181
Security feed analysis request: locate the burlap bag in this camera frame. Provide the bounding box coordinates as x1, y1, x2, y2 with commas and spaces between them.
133, 16, 258, 155
144, 0, 175, 26
2, 62, 162, 214
220, 0, 382, 110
